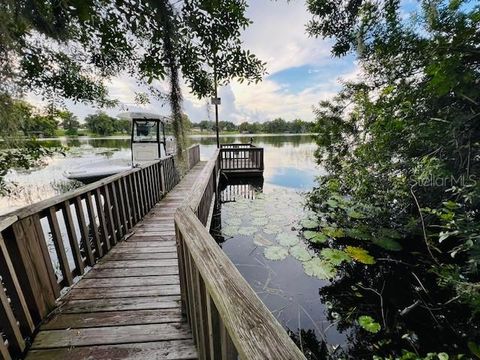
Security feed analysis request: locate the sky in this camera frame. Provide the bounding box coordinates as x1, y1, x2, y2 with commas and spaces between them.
28, 1, 360, 124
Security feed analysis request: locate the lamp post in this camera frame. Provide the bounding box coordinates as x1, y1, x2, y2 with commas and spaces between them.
213, 62, 220, 148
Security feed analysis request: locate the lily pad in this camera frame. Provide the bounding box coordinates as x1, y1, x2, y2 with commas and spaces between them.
252, 210, 268, 218
372, 237, 402, 251
277, 233, 299, 247
264, 224, 282, 234
253, 234, 273, 247
222, 225, 239, 237
225, 217, 242, 226
270, 214, 284, 222
322, 226, 345, 238
304, 231, 328, 244
345, 246, 376, 264
238, 226, 258, 236
321, 248, 351, 266
252, 217, 269, 226
345, 227, 372, 241
358, 315, 381, 333
300, 218, 319, 229
264, 246, 289, 261
290, 245, 313, 261
303, 258, 337, 280
347, 209, 365, 219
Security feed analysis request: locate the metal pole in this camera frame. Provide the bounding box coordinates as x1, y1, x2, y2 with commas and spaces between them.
214, 62, 220, 148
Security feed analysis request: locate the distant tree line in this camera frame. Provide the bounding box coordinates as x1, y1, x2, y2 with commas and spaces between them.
194, 118, 315, 134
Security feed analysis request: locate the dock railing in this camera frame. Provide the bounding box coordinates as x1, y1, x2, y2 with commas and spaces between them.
0, 144, 200, 360
219, 143, 264, 173
174, 149, 305, 360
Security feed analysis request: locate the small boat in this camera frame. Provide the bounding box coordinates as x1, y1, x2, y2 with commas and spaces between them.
64, 112, 172, 184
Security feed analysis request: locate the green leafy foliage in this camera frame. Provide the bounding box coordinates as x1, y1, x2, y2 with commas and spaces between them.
320, 248, 351, 266
358, 315, 381, 333
304, 230, 328, 244
306, 0, 480, 318
345, 246, 376, 265
303, 258, 337, 280
290, 245, 313, 261
277, 233, 299, 247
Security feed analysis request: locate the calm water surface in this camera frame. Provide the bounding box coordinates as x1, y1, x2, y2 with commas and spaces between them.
0, 134, 320, 215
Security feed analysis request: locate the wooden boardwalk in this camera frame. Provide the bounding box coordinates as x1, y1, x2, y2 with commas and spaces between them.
25, 162, 207, 360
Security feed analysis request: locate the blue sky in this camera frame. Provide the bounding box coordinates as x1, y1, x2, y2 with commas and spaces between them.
28, 1, 361, 123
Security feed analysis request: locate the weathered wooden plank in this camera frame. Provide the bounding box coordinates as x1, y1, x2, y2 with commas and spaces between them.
62, 201, 85, 275
96, 259, 178, 268
0, 277, 26, 354
42, 308, 183, 330
0, 234, 35, 335
102, 184, 117, 245
75, 276, 179, 288
47, 207, 74, 286
31, 323, 192, 349
109, 246, 177, 254
66, 285, 180, 300
26, 339, 197, 360
94, 188, 111, 252
117, 240, 176, 247
58, 296, 181, 313
0, 339, 11, 360
105, 252, 178, 261
73, 197, 95, 266
116, 179, 129, 234
128, 234, 175, 241
85, 191, 103, 258
84, 266, 178, 278
110, 182, 124, 240
175, 207, 306, 360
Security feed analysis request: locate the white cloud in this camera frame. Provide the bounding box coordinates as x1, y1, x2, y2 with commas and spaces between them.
26, 0, 359, 124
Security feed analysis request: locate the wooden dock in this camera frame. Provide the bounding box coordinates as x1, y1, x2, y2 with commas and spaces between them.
1, 144, 306, 360
26, 162, 207, 359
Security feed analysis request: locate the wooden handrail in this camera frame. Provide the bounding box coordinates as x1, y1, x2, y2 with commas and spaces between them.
0, 145, 201, 359
175, 150, 305, 360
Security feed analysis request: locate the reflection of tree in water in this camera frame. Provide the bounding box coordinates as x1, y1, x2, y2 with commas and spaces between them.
316, 255, 478, 358
289, 328, 329, 360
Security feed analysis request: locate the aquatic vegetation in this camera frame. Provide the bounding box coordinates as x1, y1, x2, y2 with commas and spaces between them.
320, 248, 351, 266
238, 226, 257, 236
264, 246, 289, 261
264, 224, 282, 234
290, 245, 313, 261
358, 315, 381, 333
222, 225, 239, 237
277, 233, 299, 247
300, 218, 319, 229
251, 217, 269, 226
304, 230, 328, 244
225, 217, 242, 226
322, 226, 345, 238
253, 234, 273, 247
345, 246, 376, 264
372, 237, 402, 251
303, 258, 336, 280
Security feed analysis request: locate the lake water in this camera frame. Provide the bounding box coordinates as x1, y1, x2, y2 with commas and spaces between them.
0, 134, 321, 215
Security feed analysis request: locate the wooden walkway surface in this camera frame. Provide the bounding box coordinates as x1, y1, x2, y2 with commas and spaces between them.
25, 162, 207, 360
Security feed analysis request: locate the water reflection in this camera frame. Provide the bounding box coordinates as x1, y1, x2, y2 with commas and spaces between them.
0, 135, 322, 214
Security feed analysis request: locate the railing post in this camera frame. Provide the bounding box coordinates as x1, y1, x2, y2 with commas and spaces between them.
4, 216, 58, 323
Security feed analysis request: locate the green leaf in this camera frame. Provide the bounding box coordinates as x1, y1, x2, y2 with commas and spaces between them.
277, 233, 299, 247
225, 217, 241, 226
437, 353, 449, 360
222, 225, 239, 237
251, 217, 269, 226
253, 234, 273, 247
264, 246, 288, 261
300, 218, 319, 229
290, 245, 313, 261
345, 246, 376, 264
321, 248, 351, 265
322, 226, 345, 238
303, 258, 337, 280
358, 315, 381, 333
304, 231, 328, 244
238, 226, 257, 236
372, 237, 402, 251
264, 224, 282, 234
468, 341, 480, 359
